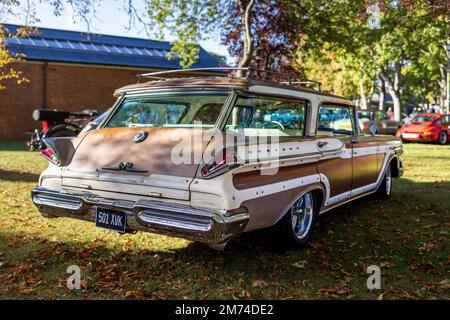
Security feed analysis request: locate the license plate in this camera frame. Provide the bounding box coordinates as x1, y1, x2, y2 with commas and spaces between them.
402, 133, 419, 139
95, 207, 126, 233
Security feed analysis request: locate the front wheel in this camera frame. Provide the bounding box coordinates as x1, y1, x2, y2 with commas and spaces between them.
277, 191, 317, 248
438, 131, 447, 145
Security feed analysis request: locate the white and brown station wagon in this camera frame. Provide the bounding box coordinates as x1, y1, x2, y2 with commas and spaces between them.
32, 67, 404, 250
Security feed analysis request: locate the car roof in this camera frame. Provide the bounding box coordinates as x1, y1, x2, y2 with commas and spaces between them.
114, 76, 349, 101
416, 113, 443, 117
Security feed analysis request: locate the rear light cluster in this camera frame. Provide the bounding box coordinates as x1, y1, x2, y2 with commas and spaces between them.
201, 147, 240, 178
40, 147, 61, 166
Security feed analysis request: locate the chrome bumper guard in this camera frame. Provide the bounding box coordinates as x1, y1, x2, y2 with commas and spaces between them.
31, 187, 249, 245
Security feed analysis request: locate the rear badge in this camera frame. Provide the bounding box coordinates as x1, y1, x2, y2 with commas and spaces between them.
133, 131, 148, 143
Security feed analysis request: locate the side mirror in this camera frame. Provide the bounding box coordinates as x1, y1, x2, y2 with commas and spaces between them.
369, 124, 378, 135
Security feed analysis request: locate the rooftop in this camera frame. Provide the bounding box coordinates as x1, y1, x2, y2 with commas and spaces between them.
3, 24, 222, 70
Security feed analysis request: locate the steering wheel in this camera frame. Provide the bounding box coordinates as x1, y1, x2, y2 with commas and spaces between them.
262, 121, 285, 130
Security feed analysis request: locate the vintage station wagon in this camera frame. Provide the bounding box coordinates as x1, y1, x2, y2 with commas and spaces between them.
32, 68, 404, 250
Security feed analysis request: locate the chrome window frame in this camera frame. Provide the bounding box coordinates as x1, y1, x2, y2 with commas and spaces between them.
100, 89, 234, 130
219, 91, 312, 137
316, 102, 358, 137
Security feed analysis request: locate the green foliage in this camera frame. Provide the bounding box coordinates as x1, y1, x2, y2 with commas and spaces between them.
146, 0, 229, 67
294, 0, 449, 106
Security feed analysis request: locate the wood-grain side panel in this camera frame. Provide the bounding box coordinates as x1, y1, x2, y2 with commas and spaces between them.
233, 163, 317, 190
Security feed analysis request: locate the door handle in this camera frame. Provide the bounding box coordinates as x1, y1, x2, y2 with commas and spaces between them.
351, 137, 357, 144
317, 141, 328, 148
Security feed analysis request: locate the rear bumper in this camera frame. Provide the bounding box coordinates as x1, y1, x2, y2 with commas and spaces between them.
397, 132, 437, 142
31, 187, 249, 246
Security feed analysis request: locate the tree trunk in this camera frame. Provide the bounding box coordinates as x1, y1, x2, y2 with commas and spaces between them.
438, 64, 447, 111
359, 80, 368, 109
379, 81, 385, 111
236, 0, 256, 78
391, 93, 401, 120
379, 59, 403, 121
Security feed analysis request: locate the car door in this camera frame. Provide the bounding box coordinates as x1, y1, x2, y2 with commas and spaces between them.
351, 110, 379, 192
317, 104, 354, 200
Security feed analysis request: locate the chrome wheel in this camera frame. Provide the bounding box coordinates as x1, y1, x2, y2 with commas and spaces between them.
439, 132, 447, 145
290, 192, 314, 240
385, 167, 392, 195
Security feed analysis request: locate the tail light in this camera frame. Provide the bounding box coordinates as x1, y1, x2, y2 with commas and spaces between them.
201, 147, 240, 178
40, 147, 61, 166
41, 139, 61, 166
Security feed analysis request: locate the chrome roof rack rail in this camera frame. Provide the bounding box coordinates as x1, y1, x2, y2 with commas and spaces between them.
137, 67, 322, 91
137, 67, 249, 82
281, 80, 322, 91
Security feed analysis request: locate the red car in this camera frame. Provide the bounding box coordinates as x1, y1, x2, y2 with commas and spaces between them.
396, 113, 450, 145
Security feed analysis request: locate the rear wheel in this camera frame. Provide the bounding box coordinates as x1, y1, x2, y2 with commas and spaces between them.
277, 191, 317, 248
438, 131, 447, 145
375, 164, 392, 199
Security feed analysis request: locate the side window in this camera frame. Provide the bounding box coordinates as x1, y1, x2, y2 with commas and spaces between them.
317, 104, 355, 135
225, 95, 308, 136
442, 116, 450, 124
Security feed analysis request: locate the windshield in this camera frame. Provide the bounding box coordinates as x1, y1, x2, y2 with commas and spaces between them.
105, 92, 229, 128
413, 115, 438, 123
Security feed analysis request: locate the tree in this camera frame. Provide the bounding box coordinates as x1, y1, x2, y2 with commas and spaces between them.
135, 0, 304, 77
293, 0, 449, 120
0, 25, 28, 90
223, 0, 302, 75
0, 0, 100, 89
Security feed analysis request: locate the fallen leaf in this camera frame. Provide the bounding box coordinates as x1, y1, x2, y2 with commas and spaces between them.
380, 261, 396, 268
252, 280, 268, 288
291, 260, 307, 269
80, 280, 88, 289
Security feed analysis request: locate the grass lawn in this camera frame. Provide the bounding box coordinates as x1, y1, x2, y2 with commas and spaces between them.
0, 140, 449, 300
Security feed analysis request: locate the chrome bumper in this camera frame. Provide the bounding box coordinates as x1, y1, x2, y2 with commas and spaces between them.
31, 187, 249, 246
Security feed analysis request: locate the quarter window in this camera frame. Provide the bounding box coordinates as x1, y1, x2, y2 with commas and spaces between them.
225, 95, 308, 137
317, 104, 355, 135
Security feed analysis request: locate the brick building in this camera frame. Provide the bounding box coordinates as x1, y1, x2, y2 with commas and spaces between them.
0, 24, 222, 140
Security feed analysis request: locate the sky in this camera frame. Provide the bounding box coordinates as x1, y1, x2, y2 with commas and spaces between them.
2, 0, 231, 62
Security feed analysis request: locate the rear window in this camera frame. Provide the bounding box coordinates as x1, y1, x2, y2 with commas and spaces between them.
413, 115, 438, 122
105, 93, 229, 128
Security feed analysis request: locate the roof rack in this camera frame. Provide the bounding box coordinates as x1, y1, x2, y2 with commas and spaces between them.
137, 67, 322, 90
281, 80, 322, 91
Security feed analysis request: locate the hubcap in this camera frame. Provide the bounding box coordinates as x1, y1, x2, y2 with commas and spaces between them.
290, 192, 314, 239
385, 168, 392, 195
440, 133, 447, 144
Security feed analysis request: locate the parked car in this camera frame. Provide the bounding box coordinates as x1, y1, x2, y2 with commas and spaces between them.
27, 108, 98, 151
396, 113, 450, 144
31, 68, 404, 250
357, 109, 402, 135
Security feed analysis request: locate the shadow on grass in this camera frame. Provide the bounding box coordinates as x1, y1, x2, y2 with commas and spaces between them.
0, 140, 29, 152
0, 169, 40, 183
0, 178, 448, 299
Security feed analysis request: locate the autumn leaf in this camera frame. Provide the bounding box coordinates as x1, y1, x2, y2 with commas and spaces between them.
252, 280, 268, 288
80, 280, 88, 290
380, 261, 396, 268
291, 260, 307, 269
